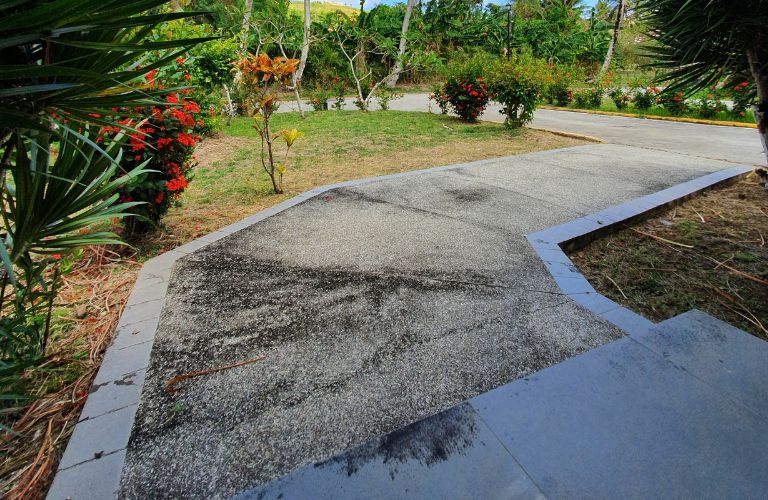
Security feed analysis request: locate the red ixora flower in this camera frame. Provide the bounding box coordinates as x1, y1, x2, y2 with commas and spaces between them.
176, 56, 185, 66
176, 133, 195, 147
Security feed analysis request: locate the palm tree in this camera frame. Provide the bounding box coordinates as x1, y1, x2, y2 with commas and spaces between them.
638, 0, 768, 163
599, 0, 626, 76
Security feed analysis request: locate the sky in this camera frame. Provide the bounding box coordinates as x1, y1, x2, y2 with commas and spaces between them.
328, 0, 600, 11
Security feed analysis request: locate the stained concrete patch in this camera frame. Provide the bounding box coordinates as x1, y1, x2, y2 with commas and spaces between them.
120, 144, 740, 498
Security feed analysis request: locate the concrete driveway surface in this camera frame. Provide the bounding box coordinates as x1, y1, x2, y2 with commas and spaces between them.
119, 136, 757, 497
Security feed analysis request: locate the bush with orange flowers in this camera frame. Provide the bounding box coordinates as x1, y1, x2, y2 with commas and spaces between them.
101, 59, 208, 235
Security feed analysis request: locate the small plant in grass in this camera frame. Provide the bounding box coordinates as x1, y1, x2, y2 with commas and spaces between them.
632, 86, 660, 110
308, 87, 332, 111
235, 53, 303, 194
697, 87, 725, 119
607, 87, 631, 110
659, 90, 688, 115
331, 76, 346, 110
376, 87, 403, 110
429, 83, 450, 114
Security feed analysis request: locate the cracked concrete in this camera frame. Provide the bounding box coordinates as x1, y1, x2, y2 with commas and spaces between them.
119, 143, 752, 498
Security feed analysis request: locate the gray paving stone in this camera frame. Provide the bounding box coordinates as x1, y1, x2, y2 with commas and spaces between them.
80, 370, 146, 421
117, 298, 164, 327
634, 309, 768, 419
47, 449, 124, 500
471, 338, 768, 499
124, 282, 168, 307
236, 403, 544, 500
110, 317, 160, 350
58, 404, 137, 469
93, 340, 153, 385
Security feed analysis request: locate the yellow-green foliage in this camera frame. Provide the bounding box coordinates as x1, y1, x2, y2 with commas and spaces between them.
288, 1, 358, 19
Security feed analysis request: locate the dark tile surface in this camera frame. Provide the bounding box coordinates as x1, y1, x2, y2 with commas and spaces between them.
236, 403, 544, 500
471, 337, 768, 499
634, 309, 768, 420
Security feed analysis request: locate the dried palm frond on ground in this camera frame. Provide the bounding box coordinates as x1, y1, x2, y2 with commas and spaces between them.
572, 179, 768, 339
0, 247, 139, 499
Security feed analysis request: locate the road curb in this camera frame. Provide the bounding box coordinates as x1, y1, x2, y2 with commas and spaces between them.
538, 105, 758, 128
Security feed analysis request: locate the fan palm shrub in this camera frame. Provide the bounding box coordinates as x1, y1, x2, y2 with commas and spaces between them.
638, 0, 768, 163
0, 0, 212, 405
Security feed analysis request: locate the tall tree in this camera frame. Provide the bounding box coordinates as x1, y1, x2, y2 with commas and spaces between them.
240, 0, 254, 54
385, 0, 417, 87
639, 0, 768, 164
599, 0, 626, 75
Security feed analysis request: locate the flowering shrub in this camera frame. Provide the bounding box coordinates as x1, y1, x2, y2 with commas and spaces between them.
377, 87, 403, 111
430, 83, 450, 114
607, 87, 631, 110
573, 86, 604, 109
549, 82, 573, 107
547, 65, 576, 107
101, 60, 206, 235
728, 81, 752, 118
440, 79, 492, 121
433, 57, 493, 122
488, 55, 552, 128
698, 87, 725, 118
632, 86, 660, 110
659, 90, 687, 115
308, 86, 332, 111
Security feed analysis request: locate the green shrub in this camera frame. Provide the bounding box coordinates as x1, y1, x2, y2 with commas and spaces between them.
658, 90, 688, 115
632, 86, 659, 110
607, 88, 631, 110
574, 86, 604, 108
377, 87, 404, 111
435, 56, 494, 122
487, 55, 552, 128
697, 87, 725, 118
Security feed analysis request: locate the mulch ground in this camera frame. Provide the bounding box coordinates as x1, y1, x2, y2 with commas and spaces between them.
571, 176, 768, 339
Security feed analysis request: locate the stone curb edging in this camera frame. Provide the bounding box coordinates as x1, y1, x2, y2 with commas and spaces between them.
527, 165, 752, 336
45, 147, 752, 499
539, 105, 758, 129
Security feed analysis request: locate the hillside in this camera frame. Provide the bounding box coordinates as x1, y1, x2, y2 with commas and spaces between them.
288, 1, 359, 18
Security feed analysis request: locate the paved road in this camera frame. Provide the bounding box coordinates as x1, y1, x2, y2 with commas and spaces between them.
120, 143, 746, 498
283, 92, 765, 167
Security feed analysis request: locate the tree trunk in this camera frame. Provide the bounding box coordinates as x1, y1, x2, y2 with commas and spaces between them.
292, 0, 311, 118
384, 0, 416, 87
599, 0, 625, 76
747, 39, 768, 167
240, 0, 254, 55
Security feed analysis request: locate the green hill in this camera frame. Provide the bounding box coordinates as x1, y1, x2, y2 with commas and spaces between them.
288, 1, 359, 19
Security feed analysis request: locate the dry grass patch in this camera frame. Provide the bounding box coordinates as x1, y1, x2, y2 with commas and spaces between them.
571, 178, 768, 338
